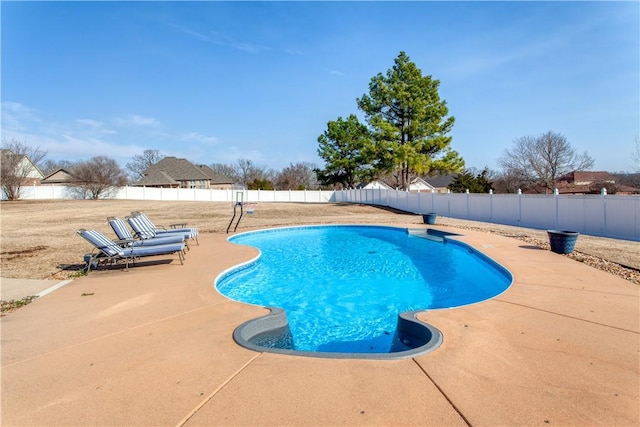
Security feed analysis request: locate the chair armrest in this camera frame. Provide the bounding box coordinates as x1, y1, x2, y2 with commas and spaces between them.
114, 238, 135, 247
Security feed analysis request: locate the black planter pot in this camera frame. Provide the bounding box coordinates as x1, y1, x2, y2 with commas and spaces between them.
422, 213, 438, 225
547, 230, 579, 254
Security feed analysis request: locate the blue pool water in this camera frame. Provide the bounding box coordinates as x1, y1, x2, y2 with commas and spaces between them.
216, 225, 512, 354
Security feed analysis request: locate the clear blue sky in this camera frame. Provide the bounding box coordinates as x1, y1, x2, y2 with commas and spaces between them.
2, 1, 638, 173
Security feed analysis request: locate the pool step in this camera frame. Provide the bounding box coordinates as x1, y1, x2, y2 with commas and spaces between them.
407, 228, 445, 243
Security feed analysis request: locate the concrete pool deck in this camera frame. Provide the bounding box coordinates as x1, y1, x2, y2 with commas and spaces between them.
1, 224, 638, 426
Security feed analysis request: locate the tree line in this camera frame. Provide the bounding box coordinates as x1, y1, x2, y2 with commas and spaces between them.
3, 52, 638, 200
0, 139, 323, 200
314, 52, 635, 195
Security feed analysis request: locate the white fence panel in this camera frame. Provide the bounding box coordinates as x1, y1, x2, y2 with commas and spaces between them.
557, 195, 589, 233
448, 194, 467, 218
491, 194, 520, 226
580, 196, 606, 236
405, 192, 421, 213
333, 189, 639, 241
468, 194, 491, 221
395, 191, 411, 212
11, 186, 336, 204
432, 193, 449, 215
519, 195, 555, 230
6, 185, 639, 241
605, 195, 640, 241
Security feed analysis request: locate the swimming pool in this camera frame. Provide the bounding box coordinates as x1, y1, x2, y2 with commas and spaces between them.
216, 225, 512, 358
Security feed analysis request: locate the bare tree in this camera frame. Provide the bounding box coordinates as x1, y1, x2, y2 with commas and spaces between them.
492, 170, 526, 193
498, 131, 594, 193
125, 149, 164, 181
1, 138, 47, 200
275, 162, 319, 190
72, 156, 128, 199
234, 159, 275, 188
209, 163, 240, 183
40, 159, 75, 176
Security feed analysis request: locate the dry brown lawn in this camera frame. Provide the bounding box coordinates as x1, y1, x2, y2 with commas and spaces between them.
1, 200, 638, 282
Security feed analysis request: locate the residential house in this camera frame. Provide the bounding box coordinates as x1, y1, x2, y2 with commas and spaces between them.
423, 174, 456, 193
527, 171, 639, 195
40, 168, 82, 185
197, 165, 237, 190
132, 157, 234, 190
358, 174, 456, 192
358, 180, 393, 190
408, 177, 435, 192
0, 149, 44, 185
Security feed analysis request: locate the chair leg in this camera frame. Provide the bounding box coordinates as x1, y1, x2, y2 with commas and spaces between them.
84, 254, 97, 274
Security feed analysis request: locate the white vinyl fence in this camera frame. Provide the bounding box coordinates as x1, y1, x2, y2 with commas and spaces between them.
335, 188, 640, 242
10, 184, 640, 241
13, 184, 336, 204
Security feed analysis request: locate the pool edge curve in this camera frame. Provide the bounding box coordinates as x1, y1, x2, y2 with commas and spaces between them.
232, 306, 443, 360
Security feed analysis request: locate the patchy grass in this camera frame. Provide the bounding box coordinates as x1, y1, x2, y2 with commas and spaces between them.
1, 200, 638, 284
1, 295, 38, 316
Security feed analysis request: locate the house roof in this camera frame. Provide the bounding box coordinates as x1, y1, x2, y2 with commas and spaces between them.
409, 177, 435, 190
41, 168, 82, 184
424, 174, 455, 188
144, 157, 211, 181
359, 180, 393, 190
132, 157, 234, 187
558, 171, 615, 183
197, 165, 234, 184
134, 169, 179, 187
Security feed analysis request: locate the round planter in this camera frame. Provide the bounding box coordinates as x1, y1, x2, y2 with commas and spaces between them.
547, 230, 579, 254
422, 213, 438, 225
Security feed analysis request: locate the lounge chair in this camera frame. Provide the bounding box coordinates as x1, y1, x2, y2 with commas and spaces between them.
127, 212, 199, 244
77, 229, 185, 272
107, 216, 186, 248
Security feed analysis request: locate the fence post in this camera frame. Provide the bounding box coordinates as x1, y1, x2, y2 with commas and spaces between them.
554, 188, 559, 230
466, 189, 470, 218
489, 189, 493, 220
601, 187, 607, 237
431, 189, 435, 213
517, 189, 522, 225
406, 189, 410, 212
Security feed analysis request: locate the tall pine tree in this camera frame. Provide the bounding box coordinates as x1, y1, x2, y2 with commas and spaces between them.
357, 52, 463, 189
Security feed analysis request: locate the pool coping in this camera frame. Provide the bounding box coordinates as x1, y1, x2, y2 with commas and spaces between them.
232, 307, 443, 360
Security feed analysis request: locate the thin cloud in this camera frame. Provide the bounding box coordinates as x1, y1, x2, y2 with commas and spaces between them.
76, 119, 118, 135
326, 69, 345, 77
284, 47, 305, 56
1, 102, 199, 163
180, 132, 218, 145
113, 115, 159, 127
1, 101, 40, 131
175, 24, 266, 54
